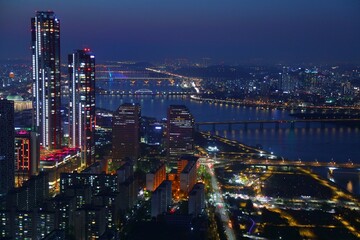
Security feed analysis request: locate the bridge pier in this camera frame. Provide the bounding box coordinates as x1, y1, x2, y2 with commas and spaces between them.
290, 121, 295, 129
321, 122, 325, 129
244, 123, 248, 131
275, 122, 280, 130
260, 123, 264, 130
212, 123, 216, 132
306, 122, 310, 129
228, 123, 232, 132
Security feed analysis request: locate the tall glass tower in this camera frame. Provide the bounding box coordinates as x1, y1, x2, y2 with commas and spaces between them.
31, 11, 61, 150
68, 49, 96, 166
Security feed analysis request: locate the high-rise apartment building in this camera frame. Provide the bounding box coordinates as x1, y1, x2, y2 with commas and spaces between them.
31, 11, 61, 149
151, 180, 172, 218
112, 103, 141, 162
146, 163, 166, 191
0, 99, 15, 196
68, 49, 96, 166
188, 182, 205, 216
166, 105, 194, 162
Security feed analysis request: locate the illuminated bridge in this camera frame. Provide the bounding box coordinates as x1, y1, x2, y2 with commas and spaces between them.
134, 89, 153, 94
96, 89, 198, 96
191, 96, 360, 111
95, 70, 175, 82
195, 118, 360, 131
236, 159, 360, 169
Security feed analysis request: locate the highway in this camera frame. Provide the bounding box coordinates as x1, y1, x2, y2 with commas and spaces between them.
200, 157, 236, 240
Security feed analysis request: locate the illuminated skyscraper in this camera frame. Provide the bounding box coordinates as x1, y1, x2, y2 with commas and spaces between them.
0, 99, 15, 196
166, 105, 194, 163
112, 103, 141, 163
68, 49, 96, 166
31, 11, 61, 149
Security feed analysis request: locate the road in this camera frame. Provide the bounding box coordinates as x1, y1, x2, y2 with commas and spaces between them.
201, 157, 236, 240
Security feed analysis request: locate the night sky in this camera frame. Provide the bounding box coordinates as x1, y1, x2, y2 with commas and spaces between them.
1, 0, 359, 64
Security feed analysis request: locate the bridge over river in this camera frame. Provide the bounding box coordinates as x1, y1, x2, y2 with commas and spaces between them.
195, 118, 360, 131
234, 158, 360, 169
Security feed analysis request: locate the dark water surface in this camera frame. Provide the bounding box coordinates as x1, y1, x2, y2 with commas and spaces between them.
96, 94, 360, 195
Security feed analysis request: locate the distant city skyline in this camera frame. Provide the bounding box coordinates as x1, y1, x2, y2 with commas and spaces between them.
1, 0, 360, 64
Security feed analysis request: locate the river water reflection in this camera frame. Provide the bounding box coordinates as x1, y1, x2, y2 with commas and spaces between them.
97, 94, 360, 195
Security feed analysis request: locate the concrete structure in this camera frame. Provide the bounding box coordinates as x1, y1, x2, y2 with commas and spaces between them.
75, 205, 107, 240
0, 209, 55, 239
188, 183, 205, 216
60, 171, 117, 195
146, 163, 166, 191
5, 172, 49, 211
116, 162, 137, 212
0, 99, 15, 196
179, 160, 197, 194
151, 180, 172, 218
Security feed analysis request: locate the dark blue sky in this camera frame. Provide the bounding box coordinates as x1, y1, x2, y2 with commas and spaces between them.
1, 0, 359, 64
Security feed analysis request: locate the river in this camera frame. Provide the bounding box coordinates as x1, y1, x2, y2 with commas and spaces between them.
96, 81, 360, 195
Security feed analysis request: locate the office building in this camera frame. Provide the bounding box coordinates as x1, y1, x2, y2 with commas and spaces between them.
31, 11, 61, 149
15, 130, 40, 186
167, 105, 194, 163
0, 99, 15, 196
141, 117, 164, 146
68, 49, 96, 166
112, 103, 141, 162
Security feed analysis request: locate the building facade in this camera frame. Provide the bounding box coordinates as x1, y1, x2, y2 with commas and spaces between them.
0, 99, 15, 196
31, 11, 61, 149
15, 130, 40, 186
188, 183, 205, 216
166, 105, 194, 163
146, 163, 166, 191
151, 180, 172, 218
68, 49, 96, 166
112, 103, 141, 162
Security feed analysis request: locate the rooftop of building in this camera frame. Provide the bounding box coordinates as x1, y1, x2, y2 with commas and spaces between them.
181, 161, 196, 174
150, 162, 165, 174
178, 155, 199, 162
